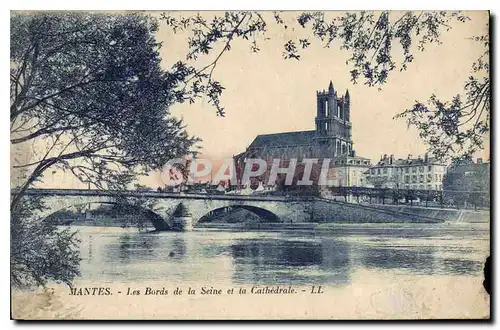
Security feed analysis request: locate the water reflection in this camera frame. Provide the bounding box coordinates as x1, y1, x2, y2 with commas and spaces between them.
230, 239, 350, 285
105, 232, 161, 262
358, 246, 436, 274
169, 237, 188, 259
74, 225, 489, 285
441, 258, 483, 275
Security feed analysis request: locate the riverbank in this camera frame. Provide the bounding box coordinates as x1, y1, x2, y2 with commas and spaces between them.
366, 204, 490, 223
195, 221, 489, 232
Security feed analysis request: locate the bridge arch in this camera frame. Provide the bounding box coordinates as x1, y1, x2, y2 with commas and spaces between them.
197, 205, 282, 224
41, 202, 170, 231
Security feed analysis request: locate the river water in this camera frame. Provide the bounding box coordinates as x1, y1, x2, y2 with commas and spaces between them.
74, 223, 489, 286
12, 222, 490, 319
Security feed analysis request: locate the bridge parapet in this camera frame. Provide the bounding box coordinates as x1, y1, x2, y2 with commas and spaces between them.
22, 188, 307, 202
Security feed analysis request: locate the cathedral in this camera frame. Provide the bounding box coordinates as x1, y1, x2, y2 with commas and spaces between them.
235, 81, 372, 187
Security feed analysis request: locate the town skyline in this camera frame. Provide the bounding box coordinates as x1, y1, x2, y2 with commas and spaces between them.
17, 11, 489, 190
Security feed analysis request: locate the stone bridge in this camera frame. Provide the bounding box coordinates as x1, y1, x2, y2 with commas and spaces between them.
22, 189, 444, 230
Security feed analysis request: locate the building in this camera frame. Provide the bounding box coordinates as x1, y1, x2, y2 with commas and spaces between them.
365, 154, 447, 190
234, 81, 371, 188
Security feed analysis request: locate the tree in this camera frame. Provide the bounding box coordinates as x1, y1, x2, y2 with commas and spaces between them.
10, 12, 199, 210
160, 11, 488, 161
443, 161, 490, 209
11, 196, 80, 288
10, 12, 202, 289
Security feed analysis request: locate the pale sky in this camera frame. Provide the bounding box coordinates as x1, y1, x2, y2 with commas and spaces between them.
160, 11, 489, 162
15, 11, 489, 189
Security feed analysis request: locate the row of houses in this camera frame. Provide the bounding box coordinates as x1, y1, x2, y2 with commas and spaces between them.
234, 152, 486, 194
331, 154, 489, 192
363, 154, 447, 190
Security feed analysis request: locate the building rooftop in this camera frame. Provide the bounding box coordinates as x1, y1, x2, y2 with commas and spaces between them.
248, 130, 317, 149
372, 154, 446, 167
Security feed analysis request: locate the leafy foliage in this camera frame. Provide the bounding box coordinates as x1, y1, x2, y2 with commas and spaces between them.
10, 12, 200, 208
161, 11, 469, 93
11, 196, 81, 288
442, 161, 490, 208
396, 34, 489, 162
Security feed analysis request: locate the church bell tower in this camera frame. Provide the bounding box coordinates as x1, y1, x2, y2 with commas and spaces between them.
315, 81, 353, 156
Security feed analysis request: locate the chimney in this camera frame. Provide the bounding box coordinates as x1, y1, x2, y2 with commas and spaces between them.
389, 154, 394, 165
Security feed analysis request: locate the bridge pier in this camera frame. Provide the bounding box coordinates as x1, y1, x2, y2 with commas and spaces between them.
171, 215, 193, 231
170, 202, 193, 231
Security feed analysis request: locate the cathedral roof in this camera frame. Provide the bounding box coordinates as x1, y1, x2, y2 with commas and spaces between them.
248, 130, 317, 149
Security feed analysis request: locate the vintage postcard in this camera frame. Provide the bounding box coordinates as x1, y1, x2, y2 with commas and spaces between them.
10, 10, 490, 320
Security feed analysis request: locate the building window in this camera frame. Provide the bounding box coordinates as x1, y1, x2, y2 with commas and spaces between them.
411, 175, 417, 183
371, 169, 375, 174
404, 167, 409, 173
383, 168, 387, 174
377, 168, 381, 175
419, 174, 424, 183
412, 167, 417, 173
405, 176, 410, 183
428, 165, 432, 171
427, 174, 432, 182
419, 166, 424, 172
